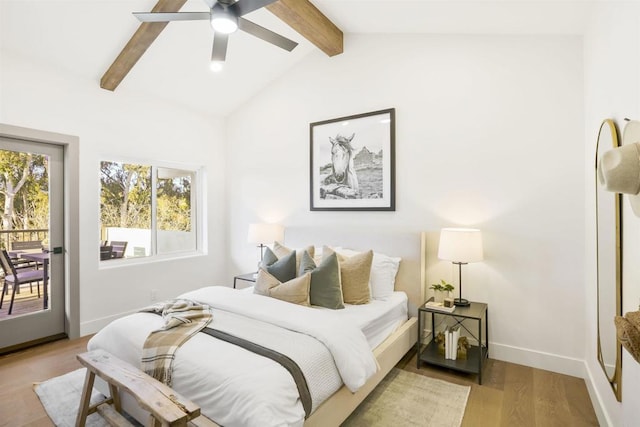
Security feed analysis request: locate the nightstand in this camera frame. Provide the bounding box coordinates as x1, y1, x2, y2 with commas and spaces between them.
416, 301, 489, 384
233, 272, 257, 289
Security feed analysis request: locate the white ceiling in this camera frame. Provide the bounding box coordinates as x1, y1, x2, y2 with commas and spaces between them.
0, 0, 594, 116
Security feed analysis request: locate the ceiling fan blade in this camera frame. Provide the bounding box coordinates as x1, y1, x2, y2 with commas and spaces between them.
229, 0, 278, 17
133, 12, 210, 23
211, 33, 230, 62
238, 18, 298, 52
202, 0, 218, 9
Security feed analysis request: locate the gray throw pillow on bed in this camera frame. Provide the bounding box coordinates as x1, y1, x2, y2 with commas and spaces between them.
261, 248, 296, 283
299, 251, 344, 309
260, 246, 279, 267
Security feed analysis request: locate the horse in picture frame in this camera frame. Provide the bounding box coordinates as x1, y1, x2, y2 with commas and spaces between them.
321, 133, 359, 199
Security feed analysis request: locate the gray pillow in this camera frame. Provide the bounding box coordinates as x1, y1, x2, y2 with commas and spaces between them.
299, 251, 344, 309
260, 247, 279, 268
261, 249, 296, 283
273, 242, 315, 275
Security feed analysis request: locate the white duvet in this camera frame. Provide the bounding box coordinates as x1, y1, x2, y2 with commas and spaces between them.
88, 286, 378, 426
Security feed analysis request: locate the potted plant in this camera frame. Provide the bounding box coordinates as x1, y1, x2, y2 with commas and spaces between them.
429, 279, 455, 302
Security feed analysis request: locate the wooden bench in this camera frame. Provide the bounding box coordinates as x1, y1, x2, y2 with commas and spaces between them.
76, 349, 219, 427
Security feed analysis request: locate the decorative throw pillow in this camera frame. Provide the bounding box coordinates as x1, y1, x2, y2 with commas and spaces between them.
273, 241, 315, 274
260, 246, 279, 267
334, 247, 401, 300
299, 251, 344, 309
260, 247, 296, 283
324, 246, 373, 305
369, 252, 401, 300
254, 269, 311, 306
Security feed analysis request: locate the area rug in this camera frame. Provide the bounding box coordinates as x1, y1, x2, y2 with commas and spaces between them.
33, 368, 111, 427
342, 369, 470, 427
35, 367, 469, 427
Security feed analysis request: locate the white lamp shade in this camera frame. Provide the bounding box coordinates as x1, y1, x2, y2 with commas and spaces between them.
437, 228, 484, 263
247, 223, 284, 245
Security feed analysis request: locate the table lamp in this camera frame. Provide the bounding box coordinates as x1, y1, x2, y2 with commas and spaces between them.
247, 223, 285, 261
437, 228, 483, 306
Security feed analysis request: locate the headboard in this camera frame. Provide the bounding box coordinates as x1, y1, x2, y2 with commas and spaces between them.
284, 227, 424, 316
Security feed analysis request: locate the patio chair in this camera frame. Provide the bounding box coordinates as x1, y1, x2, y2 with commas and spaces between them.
10, 240, 42, 269
100, 245, 113, 261
0, 249, 47, 315
110, 241, 128, 259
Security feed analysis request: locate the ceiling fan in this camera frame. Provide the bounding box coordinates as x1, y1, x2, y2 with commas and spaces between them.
133, 0, 299, 71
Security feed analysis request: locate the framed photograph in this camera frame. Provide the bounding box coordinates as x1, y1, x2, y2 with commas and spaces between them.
310, 108, 395, 211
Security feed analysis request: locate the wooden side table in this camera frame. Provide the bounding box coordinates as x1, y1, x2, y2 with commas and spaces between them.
417, 301, 489, 384
233, 272, 257, 289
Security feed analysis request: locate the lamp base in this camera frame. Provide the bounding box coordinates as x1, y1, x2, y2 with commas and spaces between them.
454, 298, 470, 307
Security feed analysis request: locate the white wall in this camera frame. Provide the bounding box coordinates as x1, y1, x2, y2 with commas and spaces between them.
0, 51, 228, 334
226, 34, 586, 375
584, 3, 640, 426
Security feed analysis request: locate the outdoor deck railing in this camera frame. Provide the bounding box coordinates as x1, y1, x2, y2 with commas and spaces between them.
0, 229, 49, 251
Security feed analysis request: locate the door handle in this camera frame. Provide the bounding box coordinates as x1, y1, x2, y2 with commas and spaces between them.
52, 247, 63, 254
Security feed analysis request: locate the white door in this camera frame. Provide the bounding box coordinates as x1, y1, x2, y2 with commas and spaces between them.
0, 137, 65, 350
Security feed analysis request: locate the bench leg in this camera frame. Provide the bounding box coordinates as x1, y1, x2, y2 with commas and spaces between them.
75, 370, 96, 427
108, 383, 122, 413
149, 414, 162, 427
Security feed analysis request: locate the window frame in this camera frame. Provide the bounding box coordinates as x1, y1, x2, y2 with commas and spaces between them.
98, 157, 206, 266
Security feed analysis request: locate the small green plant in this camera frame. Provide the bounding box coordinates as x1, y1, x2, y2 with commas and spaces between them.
429, 279, 454, 294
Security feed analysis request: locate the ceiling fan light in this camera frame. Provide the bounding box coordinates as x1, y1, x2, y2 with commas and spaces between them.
210, 61, 224, 72
210, 9, 238, 34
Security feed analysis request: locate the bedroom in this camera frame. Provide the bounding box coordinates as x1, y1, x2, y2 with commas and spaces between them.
0, 0, 639, 426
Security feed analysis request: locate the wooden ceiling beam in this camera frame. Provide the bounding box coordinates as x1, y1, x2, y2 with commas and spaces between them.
100, 0, 188, 91
266, 0, 343, 57
100, 0, 343, 91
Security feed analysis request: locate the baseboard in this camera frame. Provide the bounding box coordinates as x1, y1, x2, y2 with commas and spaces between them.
582, 361, 614, 427
489, 342, 585, 378
80, 309, 138, 336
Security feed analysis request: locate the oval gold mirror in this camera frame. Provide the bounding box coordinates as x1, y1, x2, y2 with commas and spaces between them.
595, 118, 622, 401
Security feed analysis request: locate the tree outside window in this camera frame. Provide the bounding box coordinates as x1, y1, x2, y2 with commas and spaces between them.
0, 149, 50, 249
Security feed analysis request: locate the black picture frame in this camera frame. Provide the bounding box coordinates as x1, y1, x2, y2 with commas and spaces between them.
310, 108, 396, 211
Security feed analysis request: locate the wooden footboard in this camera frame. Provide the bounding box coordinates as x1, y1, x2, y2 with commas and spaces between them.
305, 316, 418, 426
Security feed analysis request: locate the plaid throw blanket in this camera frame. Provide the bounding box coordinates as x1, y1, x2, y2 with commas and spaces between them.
140, 299, 213, 386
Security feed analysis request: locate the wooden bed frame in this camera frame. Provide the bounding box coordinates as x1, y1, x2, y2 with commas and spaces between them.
285, 228, 422, 426
99, 229, 423, 426
306, 317, 417, 426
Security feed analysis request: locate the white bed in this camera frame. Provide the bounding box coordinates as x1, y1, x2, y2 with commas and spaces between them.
238, 285, 409, 350
88, 229, 422, 426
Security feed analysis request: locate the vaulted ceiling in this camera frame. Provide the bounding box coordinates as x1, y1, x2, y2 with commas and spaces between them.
0, 1, 591, 116
100, 0, 344, 91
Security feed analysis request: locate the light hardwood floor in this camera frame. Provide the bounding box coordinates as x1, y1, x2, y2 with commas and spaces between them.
0, 336, 599, 426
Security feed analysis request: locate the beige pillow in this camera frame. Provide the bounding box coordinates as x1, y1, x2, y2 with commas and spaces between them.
254, 268, 311, 306
273, 241, 315, 274
324, 246, 373, 305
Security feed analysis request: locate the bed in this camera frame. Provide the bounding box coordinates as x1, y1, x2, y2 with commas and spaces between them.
87, 229, 423, 426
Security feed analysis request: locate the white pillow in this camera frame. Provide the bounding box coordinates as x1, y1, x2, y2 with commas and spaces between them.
370, 252, 401, 300
333, 247, 401, 300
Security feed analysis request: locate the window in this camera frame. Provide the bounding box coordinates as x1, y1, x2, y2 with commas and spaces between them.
99, 161, 201, 261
